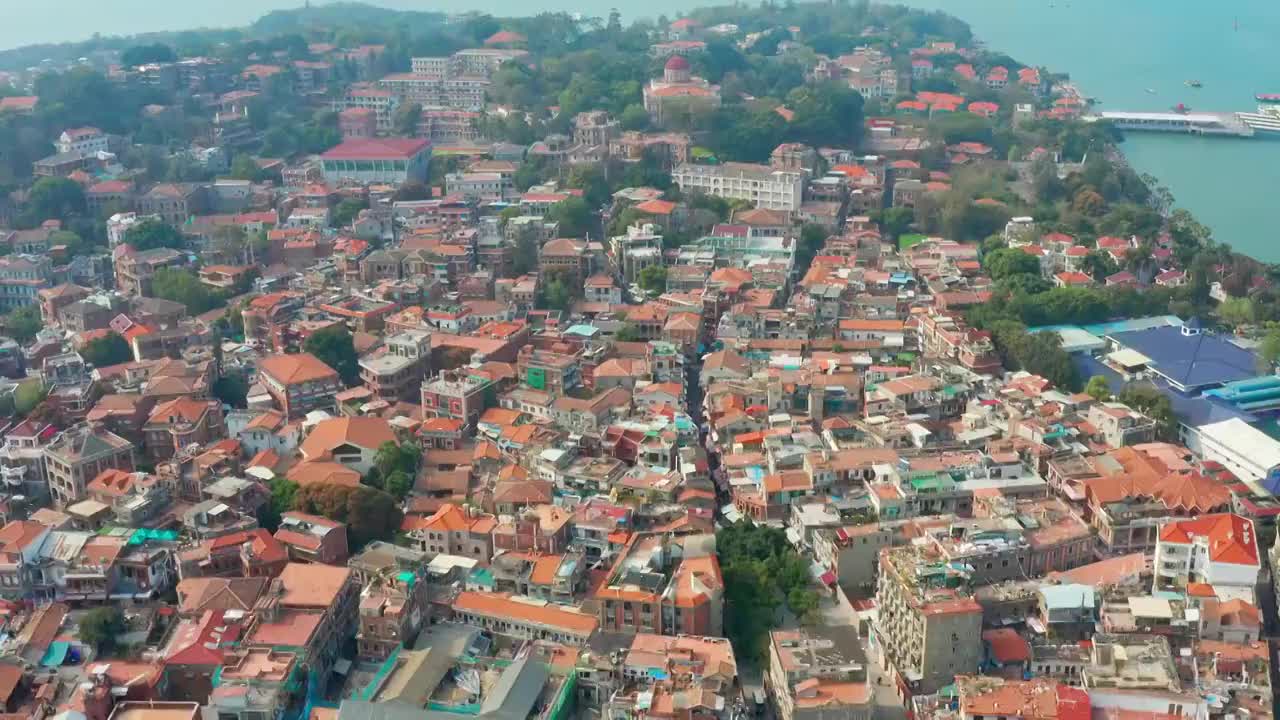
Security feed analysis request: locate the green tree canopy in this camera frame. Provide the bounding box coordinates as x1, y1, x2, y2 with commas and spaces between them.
547, 197, 593, 238
5, 305, 42, 344
637, 265, 668, 295
124, 220, 185, 251
293, 482, 402, 548
152, 268, 223, 315
303, 325, 359, 385
1085, 375, 1113, 401
79, 607, 126, 652
80, 332, 132, 367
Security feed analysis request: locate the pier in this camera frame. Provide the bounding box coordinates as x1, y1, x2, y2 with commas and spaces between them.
1084, 111, 1255, 137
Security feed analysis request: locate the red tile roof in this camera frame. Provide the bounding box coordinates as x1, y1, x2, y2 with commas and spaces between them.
320, 137, 430, 160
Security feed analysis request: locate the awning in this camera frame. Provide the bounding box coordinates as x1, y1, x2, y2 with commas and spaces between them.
820, 571, 837, 586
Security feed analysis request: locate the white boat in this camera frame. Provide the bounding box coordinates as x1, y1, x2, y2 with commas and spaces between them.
1237, 105, 1280, 135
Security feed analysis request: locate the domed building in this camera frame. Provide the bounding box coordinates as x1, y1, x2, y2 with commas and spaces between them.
642, 55, 721, 125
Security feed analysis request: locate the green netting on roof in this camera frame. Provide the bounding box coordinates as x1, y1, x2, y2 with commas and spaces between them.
355, 645, 401, 701
128, 528, 179, 544
397, 571, 416, 586
909, 474, 955, 492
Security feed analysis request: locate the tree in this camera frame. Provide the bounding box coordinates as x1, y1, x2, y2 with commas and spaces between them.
13, 381, 47, 416
213, 374, 250, 408
785, 81, 865, 148
615, 324, 643, 342
1217, 297, 1255, 328
303, 325, 359, 385
5, 305, 42, 343
983, 247, 1041, 282
1085, 375, 1112, 401
393, 181, 432, 202
259, 477, 298, 532
121, 43, 175, 67
79, 607, 126, 652
152, 268, 223, 315
293, 483, 402, 548
1081, 250, 1119, 282
541, 277, 575, 312
393, 101, 423, 136
880, 207, 914, 243
23, 177, 86, 225
547, 197, 593, 238
80, 332, 132, 367
229, 154, 264, 182
619, 104, 650, 131
1118, 383, 1180, 442
637, 265, 668, 295
331, 197, 368, 228
124, 220, 185, 251
1261, 331, 1280, 367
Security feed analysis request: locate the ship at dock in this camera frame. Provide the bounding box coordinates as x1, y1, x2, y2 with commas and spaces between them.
1237, 104, 1280, 136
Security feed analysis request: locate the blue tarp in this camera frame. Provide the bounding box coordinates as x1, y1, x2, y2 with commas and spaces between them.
40, 641, 70, 667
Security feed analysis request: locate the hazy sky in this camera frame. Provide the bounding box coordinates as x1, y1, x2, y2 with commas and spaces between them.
0, 0, 653, 52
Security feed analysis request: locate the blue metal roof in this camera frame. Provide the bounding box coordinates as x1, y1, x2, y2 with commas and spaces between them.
1110, 327, 1257, 390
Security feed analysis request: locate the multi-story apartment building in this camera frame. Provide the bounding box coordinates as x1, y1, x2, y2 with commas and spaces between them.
539, 238, 589, 286
56, 126, 109, 155
1087, 402, 1158, 449
0, 419, 56, 502
0, 254, 52, 310
246, 563, 358, 695
451, 590, 597, 644
769, 626, 873, 720
43, 424, 135, 509
404, 503, 495, 562
356, 565, 429, 662
136, 183, 208, 225
420, 370, 492, 428
445, 171, 514, 203
142, 398, 225, 462
672, 162, 805, 212
275, 511, 349, 565
1153, 514, 1260, 594
359, 329, 432, 402
332, 83, 400, 133
593, 532, 724, 637
874, 544, 983, 696
115, 247, 185, 297
516, 345, 581, 396
256, 352, 343, 419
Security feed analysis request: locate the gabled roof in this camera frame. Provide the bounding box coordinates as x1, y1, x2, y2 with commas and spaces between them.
258, 352, 338, 385
1158, 514, 1259, 566
299, 416, 397, 459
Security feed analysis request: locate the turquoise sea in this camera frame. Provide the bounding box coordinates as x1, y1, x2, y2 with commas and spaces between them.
6, 0, 1280, 260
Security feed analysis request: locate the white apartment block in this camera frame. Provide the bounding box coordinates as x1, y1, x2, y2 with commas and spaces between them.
672, 162, 805, 212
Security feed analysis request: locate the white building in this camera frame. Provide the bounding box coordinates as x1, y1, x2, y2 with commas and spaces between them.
56, 127, 109, 155
1153, 514, 1260, 595
320, 138, 432, 186
672, 162, 804, 212
106, 212, 161, 248
1182, 417, 1280, 487
444, 172, 513, 203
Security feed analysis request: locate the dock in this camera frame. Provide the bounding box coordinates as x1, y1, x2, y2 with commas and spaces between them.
1084, 110, 1255, 137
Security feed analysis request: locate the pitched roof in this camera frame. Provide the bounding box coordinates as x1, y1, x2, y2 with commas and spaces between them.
258, 352, 339, 384
320, 137, 430, 160
277, 562, 351, 608
1158, 514, 1259, 566
299, 416, 397, 459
